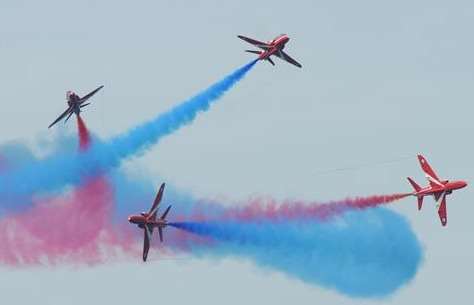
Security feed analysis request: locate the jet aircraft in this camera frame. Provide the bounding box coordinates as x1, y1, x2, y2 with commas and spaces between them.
48, 85, 104, 128
407, 154, 467, 226
128, 183, 172, 261
237, 34, 302, 68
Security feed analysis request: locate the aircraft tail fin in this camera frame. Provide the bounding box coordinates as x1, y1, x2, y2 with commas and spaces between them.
245, 50, 274, 65
407, 177, 423, 210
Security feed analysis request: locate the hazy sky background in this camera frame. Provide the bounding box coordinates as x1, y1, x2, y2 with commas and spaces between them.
1, 0, 473, 304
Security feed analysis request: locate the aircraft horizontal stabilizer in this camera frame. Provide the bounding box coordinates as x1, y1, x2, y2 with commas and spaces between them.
245, 50, 262, 55
407, 177, 421, 192
417, 197, 423, 210
161, 205, 171, 220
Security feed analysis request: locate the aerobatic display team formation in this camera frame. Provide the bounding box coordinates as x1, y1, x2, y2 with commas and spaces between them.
0, 34, 467, 299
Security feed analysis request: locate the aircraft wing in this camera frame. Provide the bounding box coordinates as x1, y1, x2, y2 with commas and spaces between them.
436, 193, 448, 226
417, 155, 443, 188
48, 107, 72, 128
142, 225, 152, 261
237, 35, 270, 50
148, 183, 165, 219
275, 50, 302, 68
79, 85, 104, 105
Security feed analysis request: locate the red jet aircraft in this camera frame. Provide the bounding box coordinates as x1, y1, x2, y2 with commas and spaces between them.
238, 34, 302, 68
128, 183, 172, 261
48, 85, 104, 128
407, 154, 467, 226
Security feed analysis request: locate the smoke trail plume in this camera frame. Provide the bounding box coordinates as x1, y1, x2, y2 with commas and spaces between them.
77, 115, 91, 151
0, 155, 6, 172
222, 193, 411, 221
111, 182, 421, 298
0, 155, 422, 298
0, 115, 138, 265
0, 60, 257, 199
169, 207, 422, 298
0, 177, 137, 266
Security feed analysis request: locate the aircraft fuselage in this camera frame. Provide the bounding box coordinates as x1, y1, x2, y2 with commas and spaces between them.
67, 91, 82, 115
259, 35, 290, 60
128, 214, 168, 229
66, 92, 80, 103
412, 180, 467, 197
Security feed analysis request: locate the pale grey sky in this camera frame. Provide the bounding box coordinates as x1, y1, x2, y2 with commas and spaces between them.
1, 0, 473, 304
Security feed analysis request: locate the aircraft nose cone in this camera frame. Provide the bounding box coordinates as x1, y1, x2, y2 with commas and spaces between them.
455, 181, 468, 189
128, 216, 132, 222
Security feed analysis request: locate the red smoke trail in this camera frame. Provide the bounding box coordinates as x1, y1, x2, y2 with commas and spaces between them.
210, 193, 411, 222
0, 177, 138, 266
0, 116, 145, 266
77, 115, 91, 151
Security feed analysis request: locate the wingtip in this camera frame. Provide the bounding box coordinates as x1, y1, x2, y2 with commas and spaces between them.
440, 217, 447, 226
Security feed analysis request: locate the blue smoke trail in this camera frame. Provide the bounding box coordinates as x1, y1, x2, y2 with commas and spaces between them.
0, 134, 79, 212
0, 60, 257, 204
170, 208, 422, 298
